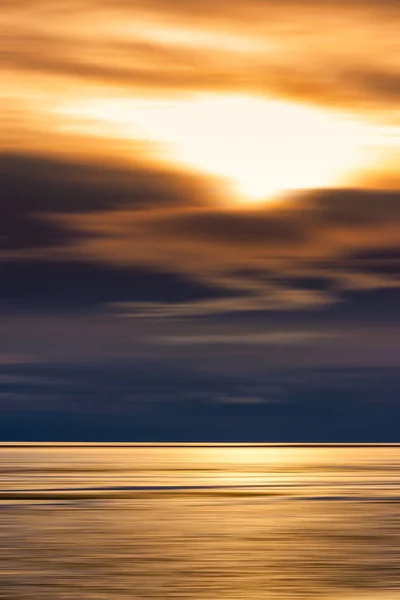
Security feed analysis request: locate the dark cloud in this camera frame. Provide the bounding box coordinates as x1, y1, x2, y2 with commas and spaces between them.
54, 186, 399, 318
0, 259, 229, 312
349, 247, 400, 261
273, 276, 336, 292
109, 277, 400, 323
343, 247, 400, 276
155, 209, 310, 246
0, 152, 219, 252
338, 287, 400, 321
149, 189, 400, 249
258, 287, 400, 325
6, 156, 399, 321
304, 189, 400, 227
0, 212, 80, 251
0, 152, 214, 214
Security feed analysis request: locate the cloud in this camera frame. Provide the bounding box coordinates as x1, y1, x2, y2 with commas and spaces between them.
342, 67, 400, 102
48, 186, 398, 318
110, 288, 332, 319
4, 30, 399, 110
0, 212, 78, 251
0, 151, 220, 254
338, 287, 400, 322
2, 0, 399, 120
342, 247, 400, 277
1, 146, 398, 320
67, 187, 400, 273
0, 354, 37, 365
109, 277, 400, 322
153, 331, 334, 345
154, 209, 310, 246
0, 259, 229, 312
155, 189, 400, 242
1, 33, 239, 91
0, 152, 214, 214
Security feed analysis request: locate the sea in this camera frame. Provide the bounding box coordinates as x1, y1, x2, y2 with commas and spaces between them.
0, 444, 399, 599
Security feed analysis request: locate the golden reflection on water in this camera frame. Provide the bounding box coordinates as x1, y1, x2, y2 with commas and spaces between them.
0, 445, 399, 599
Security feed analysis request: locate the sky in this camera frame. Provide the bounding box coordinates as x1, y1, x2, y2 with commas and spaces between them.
1, 0, 399, 441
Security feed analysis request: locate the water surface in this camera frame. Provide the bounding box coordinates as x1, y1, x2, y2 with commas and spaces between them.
0, 444, 399, 599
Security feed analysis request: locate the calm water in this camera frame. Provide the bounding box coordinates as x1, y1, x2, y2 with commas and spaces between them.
0, 444, 399, 599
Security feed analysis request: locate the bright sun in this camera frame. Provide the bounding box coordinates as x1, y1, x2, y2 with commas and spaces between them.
57, 94, 372, 205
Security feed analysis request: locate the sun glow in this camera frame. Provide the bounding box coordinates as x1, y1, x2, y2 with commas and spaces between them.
57, 94, 372, 205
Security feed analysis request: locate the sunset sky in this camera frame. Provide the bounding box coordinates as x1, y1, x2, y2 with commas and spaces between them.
1, 0, 399, 440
